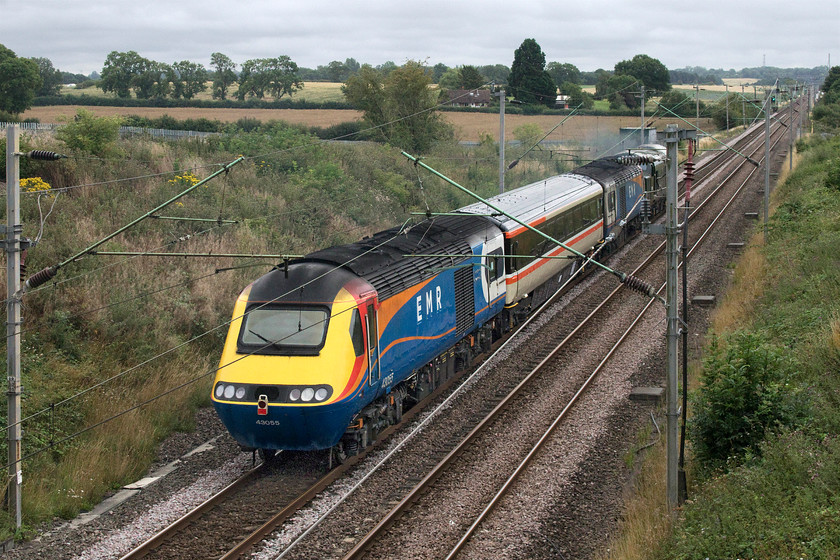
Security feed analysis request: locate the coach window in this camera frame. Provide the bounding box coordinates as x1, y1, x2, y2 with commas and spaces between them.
562, 211, 573, 240
571, 206, 582, 229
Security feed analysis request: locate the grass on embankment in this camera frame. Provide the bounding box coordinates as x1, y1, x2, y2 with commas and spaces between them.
600, 134, 840, 559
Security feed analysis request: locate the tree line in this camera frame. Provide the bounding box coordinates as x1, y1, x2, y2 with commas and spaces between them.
96, 51, 303, 102
1, 39, 830, 125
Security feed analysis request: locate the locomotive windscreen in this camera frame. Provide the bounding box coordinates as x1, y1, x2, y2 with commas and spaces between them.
238, 305, 329, 355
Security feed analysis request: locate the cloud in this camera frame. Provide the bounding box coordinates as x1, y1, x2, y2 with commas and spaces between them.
3, 0, 836, 75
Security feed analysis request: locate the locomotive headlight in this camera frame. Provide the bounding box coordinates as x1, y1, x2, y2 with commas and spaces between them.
301, 387, 315, 402
215, 384, 225, 398
235, 386, 246, 399
315, 388, 328, 402
224, 385, 235, 399
289, 388, 301, 401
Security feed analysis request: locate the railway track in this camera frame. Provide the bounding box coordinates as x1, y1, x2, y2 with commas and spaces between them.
119, 103, 798, 560
325, 109, 795, 560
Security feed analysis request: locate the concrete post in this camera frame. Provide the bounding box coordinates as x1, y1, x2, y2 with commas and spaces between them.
664, 124, 680, 509
5, 125, 22, 529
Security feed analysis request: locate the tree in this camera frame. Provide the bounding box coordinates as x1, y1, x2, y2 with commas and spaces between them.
344, 58, 361, 76
658, 89, 700, 118
265, 56, 302, 99
477, 64, 510, 85
238, 59, 266, 99
130, 58, 168, 99
172, 60, 207, 99
508, 39, 556, 106
437, 67, 461, 90
708, 93, 756, 129
31, 57, 63, 96
323, 58, 361, 83
237, 56, 302, 100
326, 60, 347, 82
377, 61, 398, 76
614, 54, 670, 94
820, 66, 840, 105
437, 65, 486, 90
458, 65, 486, 89
432, 63, 449, 83
559, 82, 593, 109
546, 62, 581, 87
100, 50, 147, 98
210, 52, 237, 100
61, 71, 89, 84
343, 60, 453, 152
0, 49, 40, 111
596, 73, 638, 109
581, 68, 609, 85
0, 44, 42, 115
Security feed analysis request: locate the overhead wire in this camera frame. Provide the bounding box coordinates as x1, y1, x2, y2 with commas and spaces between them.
9, 220, 415, 437
1, 192, 382, 328
3, 79, 509, 463
5, 74, 674, 461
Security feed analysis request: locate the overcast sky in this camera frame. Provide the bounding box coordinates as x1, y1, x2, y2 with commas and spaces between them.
2, 0, 836, 76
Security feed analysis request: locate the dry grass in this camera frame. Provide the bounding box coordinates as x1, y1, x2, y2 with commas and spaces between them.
831, 318, 840, 356
597, 436, 673, 560
709, 241, 766, 334
24, 346, 212, 520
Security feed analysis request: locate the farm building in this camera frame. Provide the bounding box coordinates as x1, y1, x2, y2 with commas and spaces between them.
445, 89, 493, 108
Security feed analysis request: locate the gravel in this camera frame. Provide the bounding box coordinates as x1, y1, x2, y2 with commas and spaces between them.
3, 409, 246, 560
7, 121, 787, 560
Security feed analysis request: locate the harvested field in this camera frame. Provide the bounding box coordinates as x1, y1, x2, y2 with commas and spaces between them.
442, 113, 706, 143
21, 106, 364, 130
21, 105, 712, 143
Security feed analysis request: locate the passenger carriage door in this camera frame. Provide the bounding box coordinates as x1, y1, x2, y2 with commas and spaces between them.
484, 247, 505, 305
605, 188, 617, 230
364, 300, 381, 385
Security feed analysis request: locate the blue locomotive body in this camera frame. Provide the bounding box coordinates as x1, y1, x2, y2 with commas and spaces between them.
212, 147, 666, 456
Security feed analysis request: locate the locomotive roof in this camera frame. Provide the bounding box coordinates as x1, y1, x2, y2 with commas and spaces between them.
456, 173, 602, 232
571, 158, 642, 187
630, 144, 667, 161
301, 214, 498, 301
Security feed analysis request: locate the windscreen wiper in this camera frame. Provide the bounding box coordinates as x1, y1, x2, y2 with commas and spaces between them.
249, 329, 281, 348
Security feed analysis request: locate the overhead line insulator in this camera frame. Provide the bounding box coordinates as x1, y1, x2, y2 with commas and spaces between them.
683, 160, 695, 183
24, 150, 66, 161
24, 266, 57, 290
619, 273, 658, 299
614, 154, 658, 166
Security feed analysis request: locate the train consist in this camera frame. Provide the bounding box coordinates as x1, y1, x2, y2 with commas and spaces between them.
212, 144, 667, 459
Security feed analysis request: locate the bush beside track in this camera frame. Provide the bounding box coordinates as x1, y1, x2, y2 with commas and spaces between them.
652, 133, 840, 559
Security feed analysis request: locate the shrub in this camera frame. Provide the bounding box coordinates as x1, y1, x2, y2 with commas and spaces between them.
824, 157, 840, 191
689, 331, 806, 472
55, 108, 123, 157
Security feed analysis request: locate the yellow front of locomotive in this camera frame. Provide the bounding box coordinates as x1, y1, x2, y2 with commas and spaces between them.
212, 263, 373, 451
